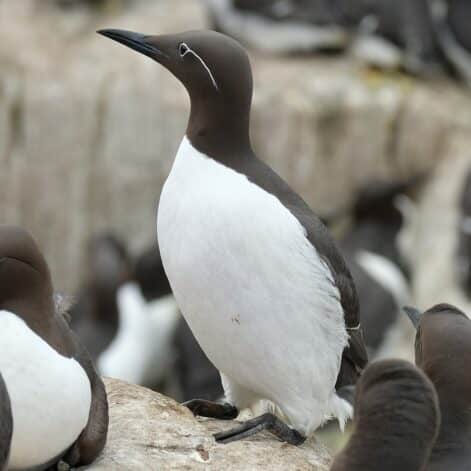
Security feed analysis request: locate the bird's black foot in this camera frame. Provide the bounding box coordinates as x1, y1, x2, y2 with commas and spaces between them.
214, 413, 306, 445
183, 399, 239, 420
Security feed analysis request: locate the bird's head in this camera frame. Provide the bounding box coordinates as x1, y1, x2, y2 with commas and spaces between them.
98, 28, 253, 156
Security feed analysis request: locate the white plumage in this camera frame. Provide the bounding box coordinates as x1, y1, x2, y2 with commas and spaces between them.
0, 310, 91, 470
157, 137, 351, 435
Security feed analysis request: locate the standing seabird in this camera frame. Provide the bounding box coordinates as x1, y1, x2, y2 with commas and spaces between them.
0, 373, 12, 471
330, 359, 440, 471
98, 28, 367, 444
404, 303, 471, 470
0, 225, 108, 469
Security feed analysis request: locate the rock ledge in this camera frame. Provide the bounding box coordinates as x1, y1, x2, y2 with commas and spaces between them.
83, 378, 331, 470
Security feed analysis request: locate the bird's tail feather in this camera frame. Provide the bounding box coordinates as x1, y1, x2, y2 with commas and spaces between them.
325, 394, 353, 432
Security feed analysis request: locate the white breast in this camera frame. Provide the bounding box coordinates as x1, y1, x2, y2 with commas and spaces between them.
157, 137, 349, 435
0, 311, 91, 470
98, 283, 180, 386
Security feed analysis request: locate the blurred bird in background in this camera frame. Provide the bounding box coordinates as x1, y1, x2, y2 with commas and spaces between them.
206, 0, 471, 84
456, 167, 471, 299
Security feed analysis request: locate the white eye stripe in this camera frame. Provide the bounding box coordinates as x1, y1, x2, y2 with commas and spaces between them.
180, 42, 219, 92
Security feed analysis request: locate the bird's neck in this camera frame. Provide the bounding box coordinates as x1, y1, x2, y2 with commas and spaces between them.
186, 94, 252, 159
1, 284, 52, 322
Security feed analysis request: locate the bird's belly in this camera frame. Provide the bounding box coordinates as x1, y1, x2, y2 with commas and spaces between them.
0, 311, 91, 470
158, 139, 347, 406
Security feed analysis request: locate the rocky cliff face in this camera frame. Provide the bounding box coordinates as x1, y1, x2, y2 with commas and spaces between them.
84, 378, 331, 470
1, 0, 470, 296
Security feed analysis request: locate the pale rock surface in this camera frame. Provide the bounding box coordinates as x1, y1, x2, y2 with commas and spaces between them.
82, 378, 331, 470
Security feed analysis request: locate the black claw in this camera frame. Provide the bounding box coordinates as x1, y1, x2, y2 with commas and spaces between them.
214, 413, 306, 446
182, 399, 238, 420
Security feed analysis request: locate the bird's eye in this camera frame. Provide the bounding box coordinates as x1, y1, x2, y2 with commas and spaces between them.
179, 43, 189, 57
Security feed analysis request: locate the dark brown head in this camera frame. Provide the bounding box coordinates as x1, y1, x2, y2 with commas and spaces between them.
332, 359, 440, 471
404, 303, 471, 466
0, 225, 53, 316
0, 225, 76, 356
97, 29, 253, 158
405, 303, 471, 402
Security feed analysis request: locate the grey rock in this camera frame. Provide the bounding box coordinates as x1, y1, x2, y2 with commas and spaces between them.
83, 378, 331, 470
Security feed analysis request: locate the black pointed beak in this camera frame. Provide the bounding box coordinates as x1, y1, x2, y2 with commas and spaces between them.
97, 29, 167, 60
403, 306, 423, 329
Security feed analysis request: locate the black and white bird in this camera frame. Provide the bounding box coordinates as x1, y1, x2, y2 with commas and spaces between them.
98, 28, 368, 445
337, 180, 414, 357
97, 245, 180, 388
404, 303, 471, 470
330, 359, 440, 471
70, 233, 131, 361
0, 226, 108, 469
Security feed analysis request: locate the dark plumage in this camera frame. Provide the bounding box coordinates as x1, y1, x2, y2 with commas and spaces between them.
174, 318, 223, 401
134, 244, 171, 301
405, 303, 471, 470
70, 233, 131, 361
337, 179, 415, 356
331, 359, 440, 471
457, 168, 471, 298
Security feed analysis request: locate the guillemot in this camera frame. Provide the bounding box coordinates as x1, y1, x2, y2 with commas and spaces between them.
70, 233, 131, 361
0, 374, 12, 471
98, 28, 367, 444
336, 179, 415, 358
97, 242, 180, 389
0, 225, 108, 469
404, 303, 471, 470
330, 359, 440, 471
